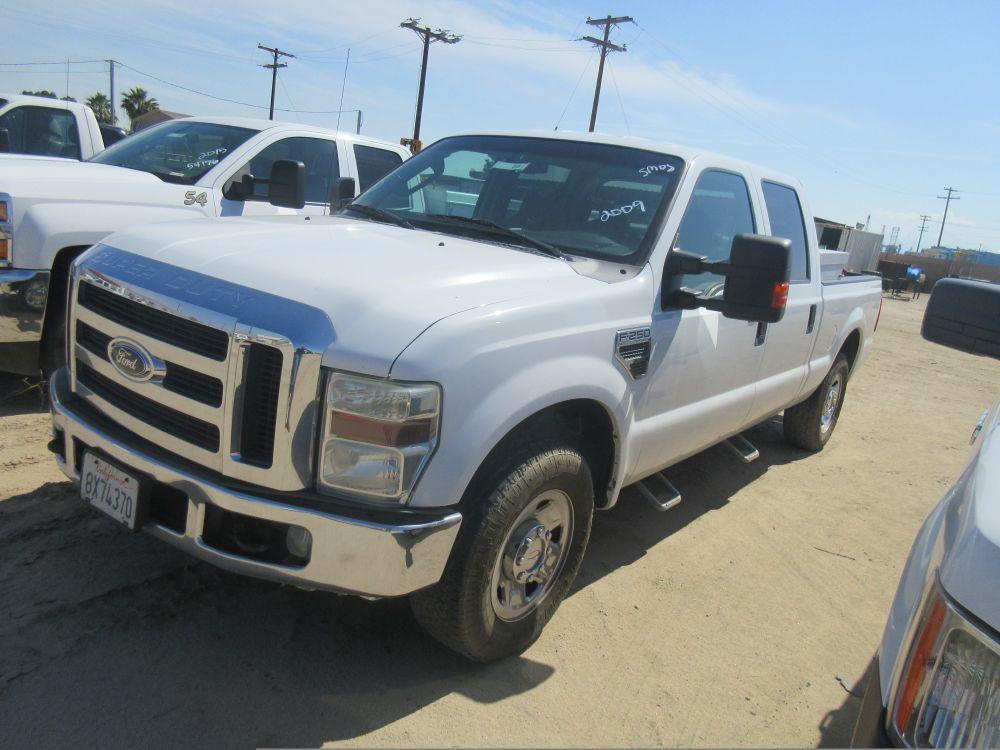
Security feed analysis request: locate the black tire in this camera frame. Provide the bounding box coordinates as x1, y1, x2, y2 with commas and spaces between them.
783, 354, 851, 452
411, 429, 594, 662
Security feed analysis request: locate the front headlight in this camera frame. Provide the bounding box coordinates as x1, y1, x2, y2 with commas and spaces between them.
891, 578, 1000, 747
316, 371, 440, 503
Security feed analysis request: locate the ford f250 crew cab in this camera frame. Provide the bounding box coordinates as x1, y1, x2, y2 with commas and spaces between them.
0, 116, 409, 377
48, 131, 882, 661
852, 279, 1000, 748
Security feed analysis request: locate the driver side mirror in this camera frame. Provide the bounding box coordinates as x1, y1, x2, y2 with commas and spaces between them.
663, 234, 792, 323
330, 176, 356, 211
267, 159, 306, 209
0, 129, 9, 153
922, 278, 1000, 358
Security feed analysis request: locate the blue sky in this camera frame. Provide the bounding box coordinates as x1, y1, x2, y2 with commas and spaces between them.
2, 0, 998, 253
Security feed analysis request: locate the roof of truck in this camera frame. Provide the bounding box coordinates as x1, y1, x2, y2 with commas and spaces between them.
438, 129, 804, 190
178, 115, 404, 150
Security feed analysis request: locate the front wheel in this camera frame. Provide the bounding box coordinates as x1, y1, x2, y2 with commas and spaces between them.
411, 432, 594, 662
783, 354, 851, 451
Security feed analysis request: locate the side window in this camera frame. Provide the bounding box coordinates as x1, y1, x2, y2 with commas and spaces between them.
673, 170, 756, 294
229, 137, 340, 204
0, 106, 80, 159
353, 145, 403, 193
762, 181, 809, 282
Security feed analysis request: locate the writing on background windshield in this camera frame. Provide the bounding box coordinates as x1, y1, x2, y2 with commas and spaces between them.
357, 135, 684, 263
91, 121, 258, 184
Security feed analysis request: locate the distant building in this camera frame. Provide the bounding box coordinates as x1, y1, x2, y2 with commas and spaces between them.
814, 216, 884, 273
918, 245, 1000, 268
130, 109, 188, 133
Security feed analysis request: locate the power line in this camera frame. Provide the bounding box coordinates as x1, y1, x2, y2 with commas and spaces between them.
607, 57, 630, 135
554, 49, 596, 130
399, 18, 461, 152
936, 187, 960, 247
577, 15, 634, 133
258, 43, 295, 121
915, 214, 932, 253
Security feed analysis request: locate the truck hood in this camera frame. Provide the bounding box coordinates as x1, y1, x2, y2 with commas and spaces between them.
1, 156, 159, 187
95, 215, 597, 375
939, 400, 1000, 630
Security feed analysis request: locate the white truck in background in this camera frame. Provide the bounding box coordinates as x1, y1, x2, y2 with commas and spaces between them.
48, 131, 882, 661
0, 93, 106, 160
0, 116, 409, 376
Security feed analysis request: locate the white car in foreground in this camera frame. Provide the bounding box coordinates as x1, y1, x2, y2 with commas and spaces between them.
49, 131, 882, 660
0, 116, 408, 377
852, 278, 1000, 748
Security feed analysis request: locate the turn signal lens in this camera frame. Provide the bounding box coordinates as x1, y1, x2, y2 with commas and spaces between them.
771, 281, 790, 309
0, 237, 9, 264
0, 201, 8, 222
895, 590, 948, 734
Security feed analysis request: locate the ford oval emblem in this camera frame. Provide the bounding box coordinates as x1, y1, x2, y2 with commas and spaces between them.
107, 338, 155, 382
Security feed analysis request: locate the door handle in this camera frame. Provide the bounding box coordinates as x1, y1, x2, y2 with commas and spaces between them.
806, 304, 817, 334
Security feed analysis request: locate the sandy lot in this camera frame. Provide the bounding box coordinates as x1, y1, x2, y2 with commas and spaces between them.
0, 295, 996, 749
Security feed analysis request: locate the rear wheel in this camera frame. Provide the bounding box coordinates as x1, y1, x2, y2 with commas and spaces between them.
783, 354, 850, 451
411, 430, 594, 662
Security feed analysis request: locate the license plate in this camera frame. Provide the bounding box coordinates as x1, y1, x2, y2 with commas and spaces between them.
81, 452, 142, 531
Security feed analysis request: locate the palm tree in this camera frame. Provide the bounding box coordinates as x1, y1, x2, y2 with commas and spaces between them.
120, 87, 159, 125
85, 92, 112, 124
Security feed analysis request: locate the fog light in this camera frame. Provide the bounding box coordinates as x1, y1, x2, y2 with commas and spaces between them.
24, 277, 48, 310
286, 526, 312, 560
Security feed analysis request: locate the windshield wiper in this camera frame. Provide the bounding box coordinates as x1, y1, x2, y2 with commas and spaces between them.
425, 214, 566, 259
341, 203, 414, 229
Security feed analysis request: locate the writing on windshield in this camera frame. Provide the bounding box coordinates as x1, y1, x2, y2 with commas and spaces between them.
353, 135, 684, 264
91, 121, 258, 184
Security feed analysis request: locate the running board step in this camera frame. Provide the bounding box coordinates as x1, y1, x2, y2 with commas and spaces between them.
724, 434, 760, 464
636, 472, 682, 512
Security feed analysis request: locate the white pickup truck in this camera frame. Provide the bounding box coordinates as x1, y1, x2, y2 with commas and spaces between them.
48, 131, 882, 661
0, 115, 409, 376
0, 93, 106, 160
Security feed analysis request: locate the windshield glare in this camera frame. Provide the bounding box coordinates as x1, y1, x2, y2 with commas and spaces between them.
354, 135, 684, 263
91, 121, 258, 184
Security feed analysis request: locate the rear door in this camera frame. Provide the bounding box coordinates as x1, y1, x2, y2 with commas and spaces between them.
351, 143, 405, 195
744, 177, 821, 424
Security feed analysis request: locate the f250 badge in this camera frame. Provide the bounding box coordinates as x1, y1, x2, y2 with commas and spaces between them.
615, 327, 652, 379
184, 191, 208, 206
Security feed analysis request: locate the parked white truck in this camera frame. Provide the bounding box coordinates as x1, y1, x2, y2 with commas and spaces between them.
0, 115, 409, 376
0, 93, 106, 160
48, 132, 882, 660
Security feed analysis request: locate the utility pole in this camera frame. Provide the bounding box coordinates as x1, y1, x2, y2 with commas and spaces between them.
400, 18, 461, 153
915, 214, 932, 253
107, 59, 116, 126
258, 43, 295, 120
578, 15, 634, 132
936, 187, 960, 248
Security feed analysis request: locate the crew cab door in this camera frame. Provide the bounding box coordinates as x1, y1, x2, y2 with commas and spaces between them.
743, 178, 821, 424
214, 135, 344, 217
632, 167, 766, 478
345, 142, 405, 195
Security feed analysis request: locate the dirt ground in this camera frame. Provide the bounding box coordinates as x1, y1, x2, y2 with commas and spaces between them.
0, 295, 996, 749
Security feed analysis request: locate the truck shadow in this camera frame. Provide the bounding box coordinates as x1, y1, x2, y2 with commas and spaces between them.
816, 664, 871, 747
576, 417, 806, 592
0, 374, 45, 417
0, 417, 813, 749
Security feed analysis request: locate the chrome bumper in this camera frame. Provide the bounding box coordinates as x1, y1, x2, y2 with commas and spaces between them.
0, 268, 49, 344
49, 369, 462, 598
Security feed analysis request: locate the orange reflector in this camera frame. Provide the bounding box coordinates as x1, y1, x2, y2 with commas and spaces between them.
894, 592, 947, 734
0, 202, 7, 222
0, 238, 9, 263
330, 410, 433, 447
771, 281, 790, 309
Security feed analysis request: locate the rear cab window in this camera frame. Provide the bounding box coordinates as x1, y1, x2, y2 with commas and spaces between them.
761, 180, 810, 282
353, 144, 403, 192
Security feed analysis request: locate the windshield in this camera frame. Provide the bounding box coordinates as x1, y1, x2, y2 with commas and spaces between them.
353, 135, 684, 263
91, 120, 258, 184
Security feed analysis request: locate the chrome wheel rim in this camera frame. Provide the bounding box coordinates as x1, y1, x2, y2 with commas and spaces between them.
490, 489, 574, 622
820, 376, 842, 433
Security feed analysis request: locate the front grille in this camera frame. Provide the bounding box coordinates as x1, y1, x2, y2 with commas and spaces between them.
76, 321, 223, 407
238, 344, 283, 467
77, 360, 220, 452
78, 282, 230, 361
